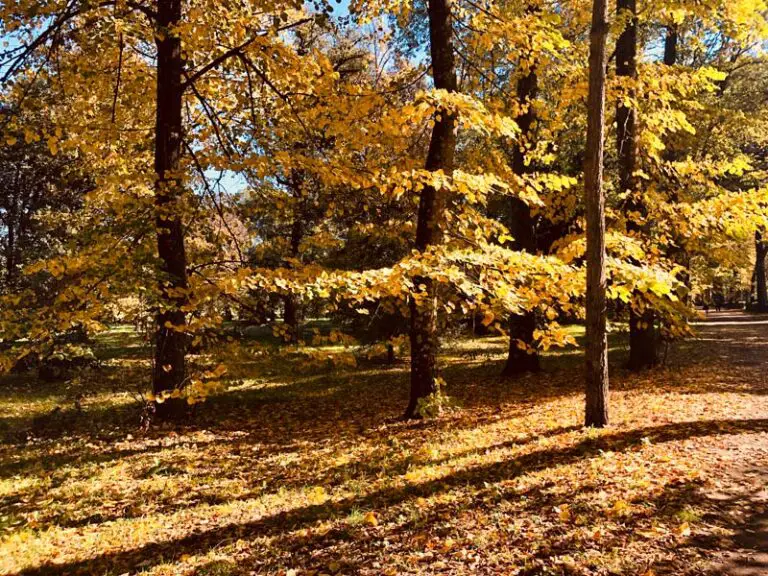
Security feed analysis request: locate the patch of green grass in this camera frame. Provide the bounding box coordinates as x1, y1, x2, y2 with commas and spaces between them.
345, 507, 366, 526
675, 505, 703, 523
193, 560, 241, 576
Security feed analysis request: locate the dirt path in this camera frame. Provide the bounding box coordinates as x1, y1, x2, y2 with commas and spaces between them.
683, 311, 768, 575
715, 468, 768, 575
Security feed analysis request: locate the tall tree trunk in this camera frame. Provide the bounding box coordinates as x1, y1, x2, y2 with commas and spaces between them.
284, 184, 304, 344
662, 24, 692, 302
584, 0, 610, 428
502, 61, 540, 376
283, 295, 300, 342
405, 0, 457, 419
152, 0, 189, 419
756, 231, 768, 311
663, 24, 678, 67
617, 0, 658, 371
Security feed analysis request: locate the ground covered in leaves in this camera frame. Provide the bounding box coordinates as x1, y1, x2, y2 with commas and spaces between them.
3, 312, 768, 575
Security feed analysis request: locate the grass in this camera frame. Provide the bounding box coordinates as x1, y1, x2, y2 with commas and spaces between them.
2, 316, 768, 575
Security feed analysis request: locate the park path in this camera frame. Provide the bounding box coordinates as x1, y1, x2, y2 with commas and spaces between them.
684, 311, 768, 575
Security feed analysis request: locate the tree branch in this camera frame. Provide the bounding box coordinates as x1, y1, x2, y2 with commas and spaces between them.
181, 17, 313, 91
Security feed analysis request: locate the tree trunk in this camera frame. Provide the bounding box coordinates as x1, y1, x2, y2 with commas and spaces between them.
283, 174, 304, 343
502, 60, 540, 376
756, 231, 768, 311
584, 0, 610, 428
152, 0, 189, 419
617, 0, 658, 371
387, 343, 396, 364
405, 0, 457, 419
661, 24, 693, 301
663, 24, 678, 66
283, 294, 300, 342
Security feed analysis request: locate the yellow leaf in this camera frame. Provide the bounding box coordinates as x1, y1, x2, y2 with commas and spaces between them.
611, 500, 630, 517
481, 311, 495, 327
48, 260, 64, 278
676, 522, 691, 537
308, 486, 328, 504
364, 511, 378, 526
557, 504, 571, 522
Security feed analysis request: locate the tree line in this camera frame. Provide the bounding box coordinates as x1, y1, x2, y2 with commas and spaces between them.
1, 0, 767, 425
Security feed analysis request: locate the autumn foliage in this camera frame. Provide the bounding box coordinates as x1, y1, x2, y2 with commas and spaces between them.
2, 0, 768, 572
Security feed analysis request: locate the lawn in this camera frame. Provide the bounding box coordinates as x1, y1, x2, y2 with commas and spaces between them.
2, 315, 768, 575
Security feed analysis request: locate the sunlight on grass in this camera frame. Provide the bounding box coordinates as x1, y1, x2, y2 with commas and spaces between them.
2, 323, 768, 574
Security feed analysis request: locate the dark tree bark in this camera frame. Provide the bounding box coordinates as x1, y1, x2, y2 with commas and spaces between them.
502, 63, 540, 376
664, 24, 678, 67
584, 0, 610, 428
405, 0, 457, 419
617, 0, 658, 371
661, 23, 694, 301
283, 183, 304, 344
755, 231, 768, 311
152, 0, 189, 419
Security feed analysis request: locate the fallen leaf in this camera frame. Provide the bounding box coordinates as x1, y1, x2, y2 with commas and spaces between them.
364, 511, 379, 526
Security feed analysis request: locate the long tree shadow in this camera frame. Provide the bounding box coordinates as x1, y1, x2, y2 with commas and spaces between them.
13, 417, 768, 576
291, 475, 707, 576
11, 314, 767, 452
2, 422, 586, 533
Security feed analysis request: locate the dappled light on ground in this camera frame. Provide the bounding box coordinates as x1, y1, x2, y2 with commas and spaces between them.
3, 314, 768, 575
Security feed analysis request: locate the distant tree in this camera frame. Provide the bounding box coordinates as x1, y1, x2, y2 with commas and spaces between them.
0, 101, 89, 294
753, 231, 768, 311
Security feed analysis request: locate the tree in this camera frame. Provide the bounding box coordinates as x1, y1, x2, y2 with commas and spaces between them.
584, 0, 610, 428
501, 3, 540, 377
0, 101, 88, 293
3, 0, 765, 423
0, 0, 320, 413
664, 24, 678, 67
754, 231, 768, 310
151, 0, 189, 418
616, 0, 658, 370
404, 0, 458, 419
